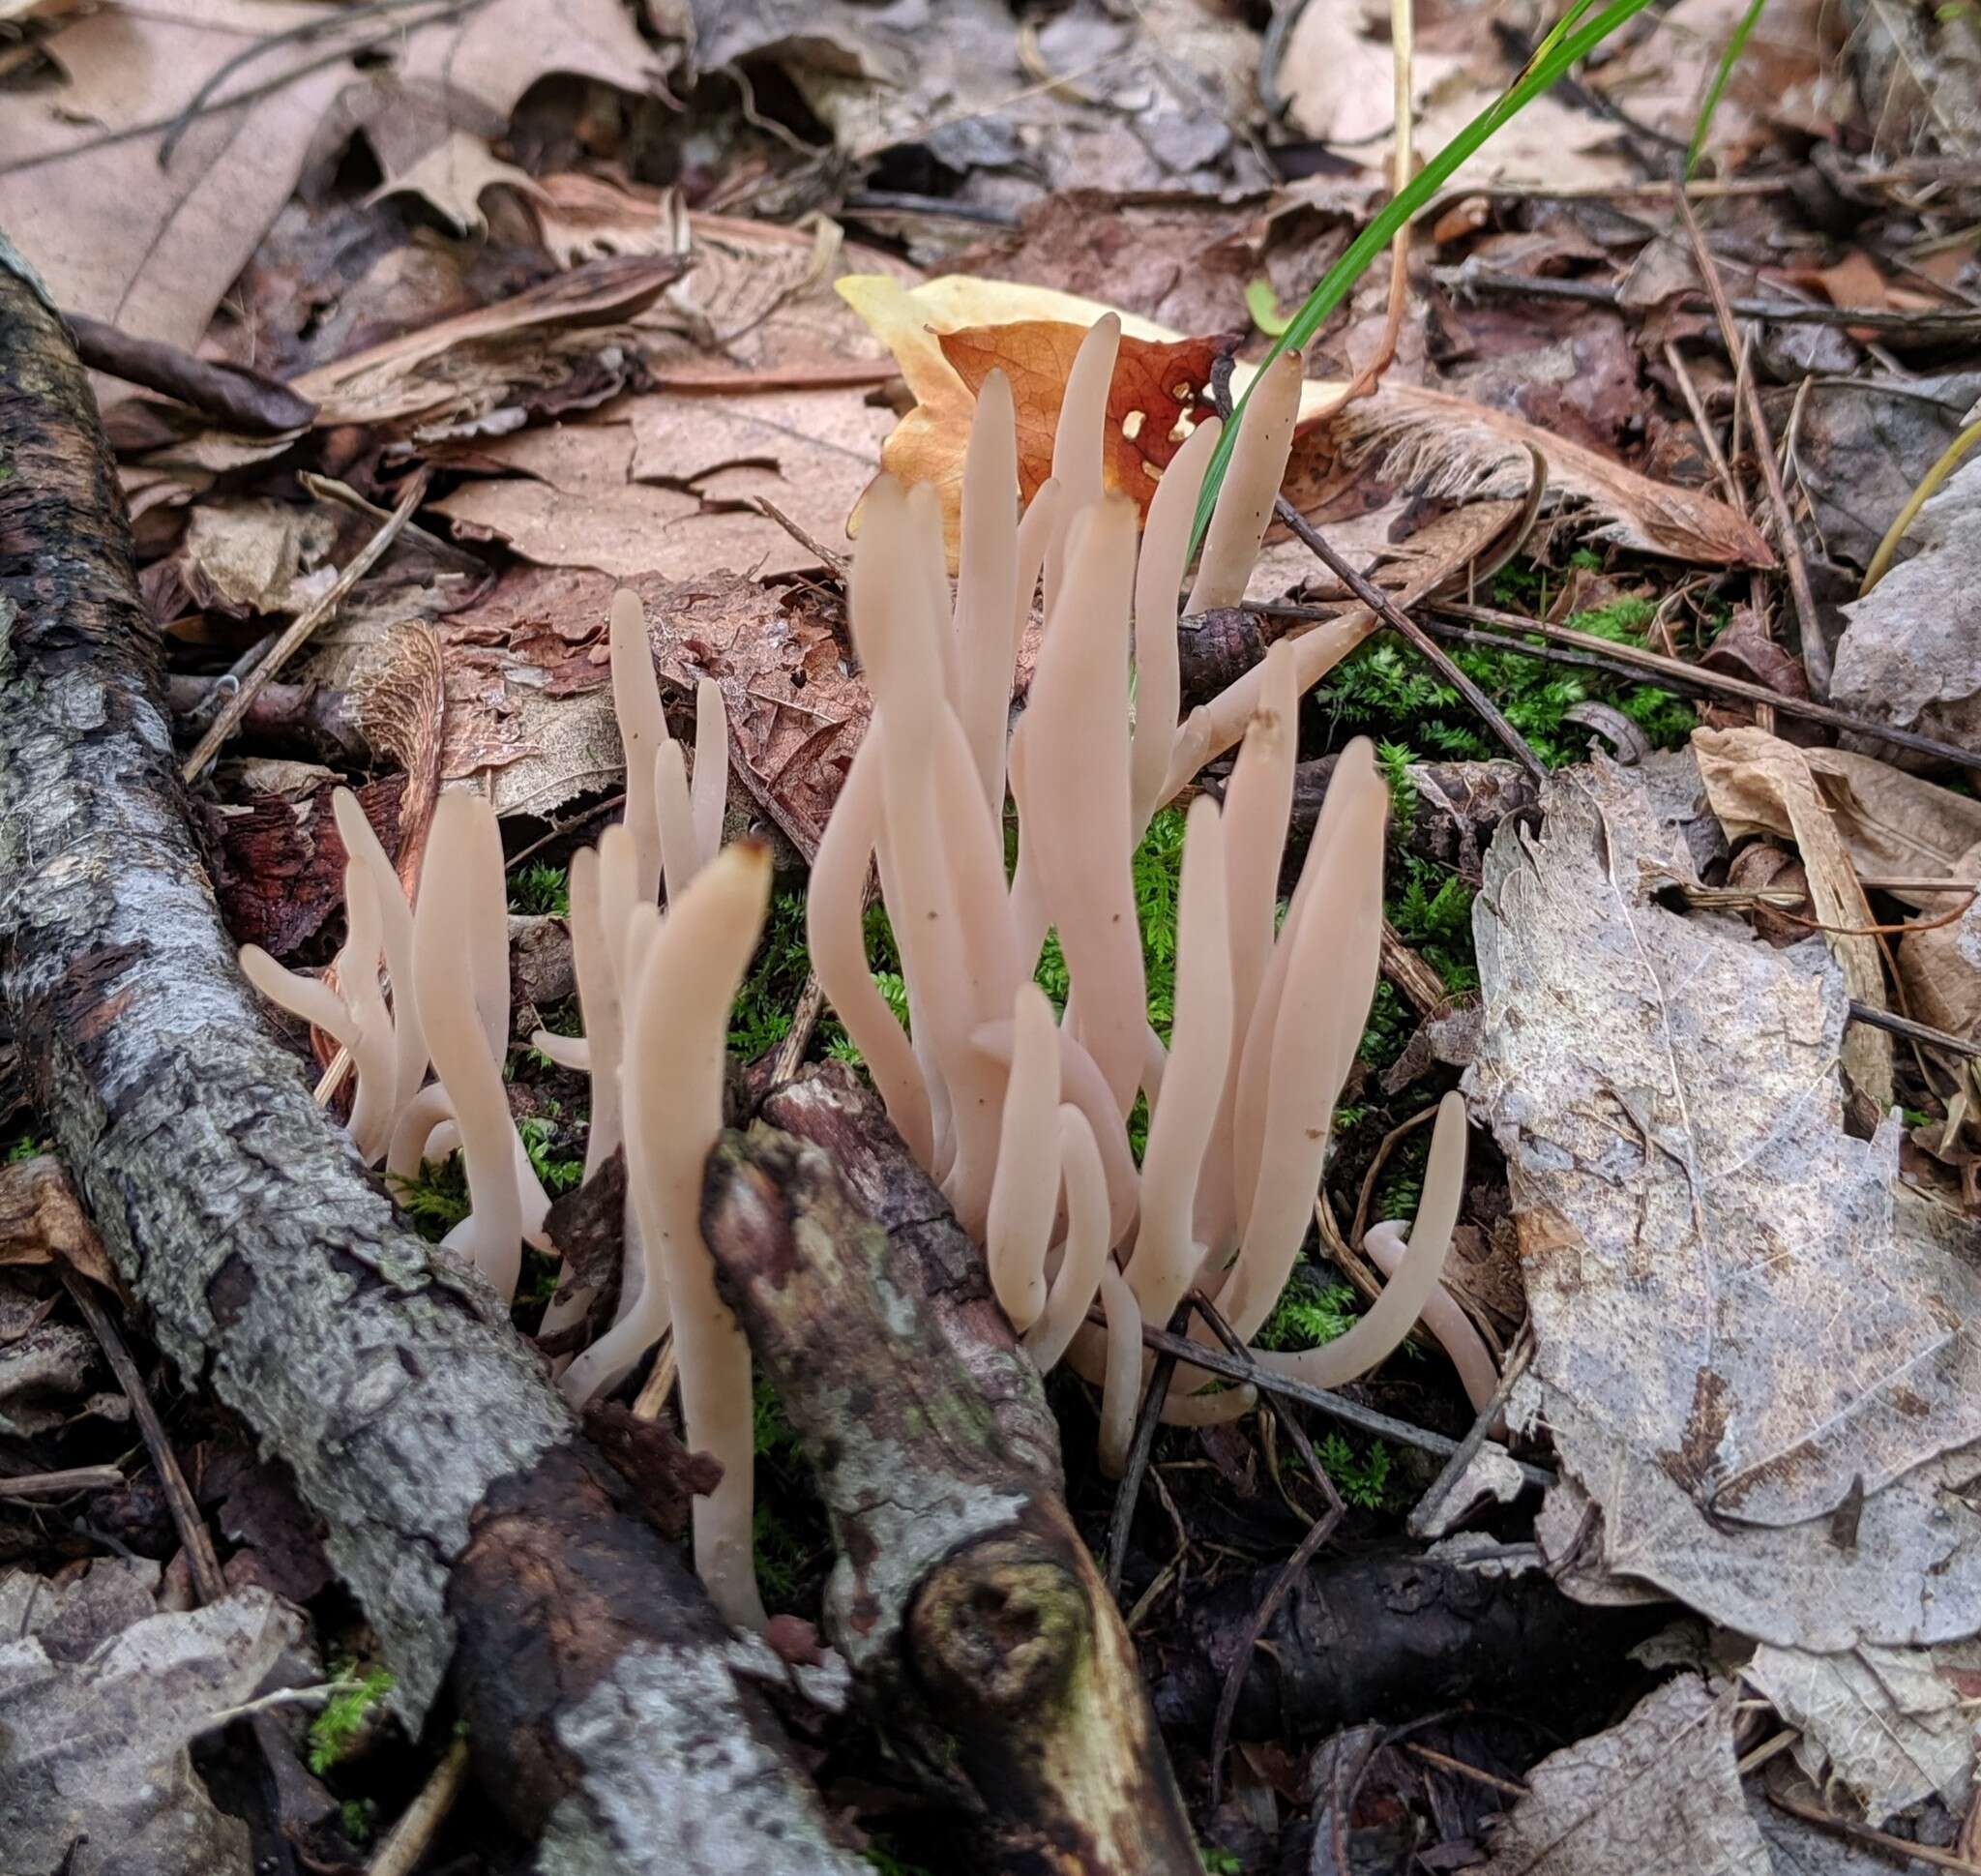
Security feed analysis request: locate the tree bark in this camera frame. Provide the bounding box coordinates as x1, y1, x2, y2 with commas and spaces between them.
706, 1068, 1205, 1876
0, 240, 859, 1875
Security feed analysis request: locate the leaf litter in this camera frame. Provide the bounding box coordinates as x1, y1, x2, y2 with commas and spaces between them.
7, 0, 1981, 1866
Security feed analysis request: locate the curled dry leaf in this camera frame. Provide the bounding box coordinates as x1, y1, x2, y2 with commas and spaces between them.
1745, 1637, 1981, 1826
351, 623, 447, 900
0, 1154, 117, 1288
841, 274, 1772, 569
1693, 725, 1893, 1118
292, 254, 687, 433
364, 131, 544, 238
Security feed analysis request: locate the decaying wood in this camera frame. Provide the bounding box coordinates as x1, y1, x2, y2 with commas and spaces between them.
0, 242, 861, 1875
1153, 1544, 1665, 1742
706, 1067, 1204, 1876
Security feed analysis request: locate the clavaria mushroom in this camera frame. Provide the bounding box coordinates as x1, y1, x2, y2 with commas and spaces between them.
243, 587, 770, 1626
811, 316, 1486, 1470
244, 314, 1492, 1636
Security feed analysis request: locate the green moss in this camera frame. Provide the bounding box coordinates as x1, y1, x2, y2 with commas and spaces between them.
339, 1799, 378, 1845
307, 1666, 394, 1775
387, 1155, 470, 1241
1256, 1274, 1362, 1353
1322, 584, 1694, 771
1316, 1430, 1395, 1509
4, 1133, 49, 1163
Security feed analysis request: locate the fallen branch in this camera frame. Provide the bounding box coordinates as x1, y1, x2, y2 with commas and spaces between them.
704, 1068, 1203, 1876
0, 238, 860, 1875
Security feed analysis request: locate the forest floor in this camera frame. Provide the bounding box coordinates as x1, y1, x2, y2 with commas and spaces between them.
4, 0, 1981, 1871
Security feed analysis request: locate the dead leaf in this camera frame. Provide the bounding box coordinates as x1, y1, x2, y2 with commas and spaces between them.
432, 388, 891, 580
1746, 1639, 1981, 1825
0, 0, 370, 348
146, 499, 340, 622
207, 776, 403, 957
1695, 746, 1981, 908
1481, 1676, 1768, 1876
840, 273, 1771, 568
435, 565, 866, 849
1468, 752, 1981, 1651
1833, 454, 1981, 754
0, 1576, 302, 1876
0, 1155, 117, 1288
698, 0, 1265, 202
390, 0, 668, 134
1790, 371, 1981, 571
352, 624, 447, 899
940, 322, 1220, 519
1694, 725, 1893, 1117
432, 421, 702, 577
292, 254, 686, 432
1276, 0, 1463, 144
365, 130, 542, 237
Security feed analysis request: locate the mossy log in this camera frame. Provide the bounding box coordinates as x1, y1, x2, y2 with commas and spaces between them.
706, 1068, 1205, 1876
0, 241, 861, 1876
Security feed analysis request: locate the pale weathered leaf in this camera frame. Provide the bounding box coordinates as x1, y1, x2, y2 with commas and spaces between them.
0, 0, 365, 348
1468, 752, 1981, 1651
1746, 1640, 1981, 1824
1833, 455, 1981, 754
0, 1578, 302, 1876
1481, 1675, 1769, 1876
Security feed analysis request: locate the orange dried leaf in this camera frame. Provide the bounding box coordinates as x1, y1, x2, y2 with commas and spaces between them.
938, 322, 1221, 516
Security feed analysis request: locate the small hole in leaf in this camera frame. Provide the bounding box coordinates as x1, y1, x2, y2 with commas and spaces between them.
1120, 409, 1146, 441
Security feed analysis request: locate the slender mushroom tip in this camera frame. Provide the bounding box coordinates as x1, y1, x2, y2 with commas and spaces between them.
609, 586, 644, 638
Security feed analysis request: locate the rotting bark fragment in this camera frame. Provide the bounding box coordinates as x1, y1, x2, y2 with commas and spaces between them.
704, 1066, 1204, 1876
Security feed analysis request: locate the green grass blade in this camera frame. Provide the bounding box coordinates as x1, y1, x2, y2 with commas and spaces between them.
1191, 0, 1663, 551
1687, 0, 1767, 178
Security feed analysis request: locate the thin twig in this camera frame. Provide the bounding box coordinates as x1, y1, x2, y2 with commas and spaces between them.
1120, 1313, 1556, 1488
1767, 1785, 1981, 1873
59, 1265, 224, 1597
1104, 1301, 1189, 1599
751, 498, 849, 581
1441, 256, 1981, 339
1672, 191, 1831, 698
1190, 1293, 1345, 1811
1403, 1741, 1531, 1798
1848, 999, 1981, 1061
1662, 340, 1743, 512
1271, 496, 1549, 785
1407, 1331, 1534, 1538
1400, 600, 1981, 772
768, 972, 827, 1084
197, 1680, 361, 1732
367, 1736, 473, 1876
0, 1464, 123, 1498
182, 473, 429, 782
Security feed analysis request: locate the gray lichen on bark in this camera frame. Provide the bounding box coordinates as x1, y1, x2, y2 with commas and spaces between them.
536, 1644, 866, 1876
